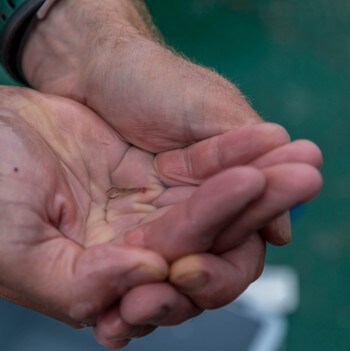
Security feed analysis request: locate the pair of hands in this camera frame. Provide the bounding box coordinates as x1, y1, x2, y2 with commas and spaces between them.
0, 0, 322, 349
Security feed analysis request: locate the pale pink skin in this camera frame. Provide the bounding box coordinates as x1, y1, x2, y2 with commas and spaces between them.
0, 0, 322, 349
0, 87, 322, 348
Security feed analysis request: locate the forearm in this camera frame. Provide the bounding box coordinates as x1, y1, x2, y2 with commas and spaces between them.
21, 0, 262, 153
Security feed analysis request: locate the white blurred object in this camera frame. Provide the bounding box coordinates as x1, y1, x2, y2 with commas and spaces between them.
234, 265, 300, 315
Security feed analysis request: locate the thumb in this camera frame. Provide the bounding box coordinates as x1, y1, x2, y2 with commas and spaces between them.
67, 243, 168, 321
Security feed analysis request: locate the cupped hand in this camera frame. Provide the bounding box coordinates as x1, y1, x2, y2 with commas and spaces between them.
0, 85, 180, 328
0, 87, 322, 349
0, 86, 292, 348
95, 133, 322, 348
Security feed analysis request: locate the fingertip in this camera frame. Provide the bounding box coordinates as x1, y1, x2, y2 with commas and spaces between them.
171, 249, 266, 310
170, 255, 216, 299
120, 283, 200, 326
94, 326, 131, 350
260, 212, 291, 246
120, 284, 174, 325
263, 163, 323, 202
94, 311, 156, 348
96, 337, 131, 350
292, 140, 323, 168
297, 164, 323, 199
256, 123, 291, 144
170, 255, 205, 286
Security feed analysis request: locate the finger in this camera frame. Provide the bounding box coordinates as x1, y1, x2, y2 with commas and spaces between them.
212, 163, 323, 252
251, 139, 323, 169
155, 123, 290, 185
125, 167, 266, 261
260, 163, 322, 245
248, 139, 322, 245
260, 212, 291, 246
94, 338, 130, 350
67, 243, 168, 321
249, 140, 322, 245
94, 334, 131, 349
94, 305, 155, 349
170, 234, 265, 309
156, 134, 322, 248
97, 324, 156, 351
120, 283, 202, 326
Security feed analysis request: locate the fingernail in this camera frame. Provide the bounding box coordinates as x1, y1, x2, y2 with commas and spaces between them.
173, 272, 208, 293
127, 265, 166, 285
146, 306, 170, 324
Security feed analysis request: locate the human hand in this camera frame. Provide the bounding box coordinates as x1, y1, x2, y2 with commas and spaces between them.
23, 0, 261, 153
0, 86, 322, 349
94, 132, 322, 348
13, 2, 323, 347
0, 85, 179, 329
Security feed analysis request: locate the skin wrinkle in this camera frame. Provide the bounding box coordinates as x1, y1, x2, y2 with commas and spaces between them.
229, 236, 266, 283
184, 198, 215, 250
182, 146, 195, 180
82, 144, 161, 246
0, 112, 85, 245
3, 93, 128, 249
181, 86, 200, 146
43, 143, 90, 244
70, 129, 120, 200
215, 133, 226, 173
0, 202, 46, 234
26, 3, 258, 147
28, 33, 78, 85
56, 161, 89, 228
109, 145, 132, 177
5, 98, 72, 157
169, 55, 251, 134
9, 0, 323, 345
0, 173, 57, 226
23, 3, 84, 91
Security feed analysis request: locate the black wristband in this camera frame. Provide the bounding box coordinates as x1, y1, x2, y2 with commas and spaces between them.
0, 0, 46, 84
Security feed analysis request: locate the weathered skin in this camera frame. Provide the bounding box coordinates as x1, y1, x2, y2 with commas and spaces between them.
0, 87, 322, 348
0, 0, 323, 348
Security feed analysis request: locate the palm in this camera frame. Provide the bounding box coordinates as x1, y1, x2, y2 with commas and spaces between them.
0, 88, 176, 325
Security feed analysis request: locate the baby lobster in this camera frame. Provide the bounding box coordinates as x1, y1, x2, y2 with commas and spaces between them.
106, 187, 147, 199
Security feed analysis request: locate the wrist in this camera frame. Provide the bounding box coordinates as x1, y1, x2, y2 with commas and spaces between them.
22, 0, 86, 94
22, 0, 155, 96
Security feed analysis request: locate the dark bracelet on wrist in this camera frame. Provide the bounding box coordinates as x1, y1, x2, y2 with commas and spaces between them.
0, 0, 58, 84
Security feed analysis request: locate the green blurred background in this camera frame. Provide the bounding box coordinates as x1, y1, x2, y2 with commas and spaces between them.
1, 0, 348, 350
145, 1, 350, 350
